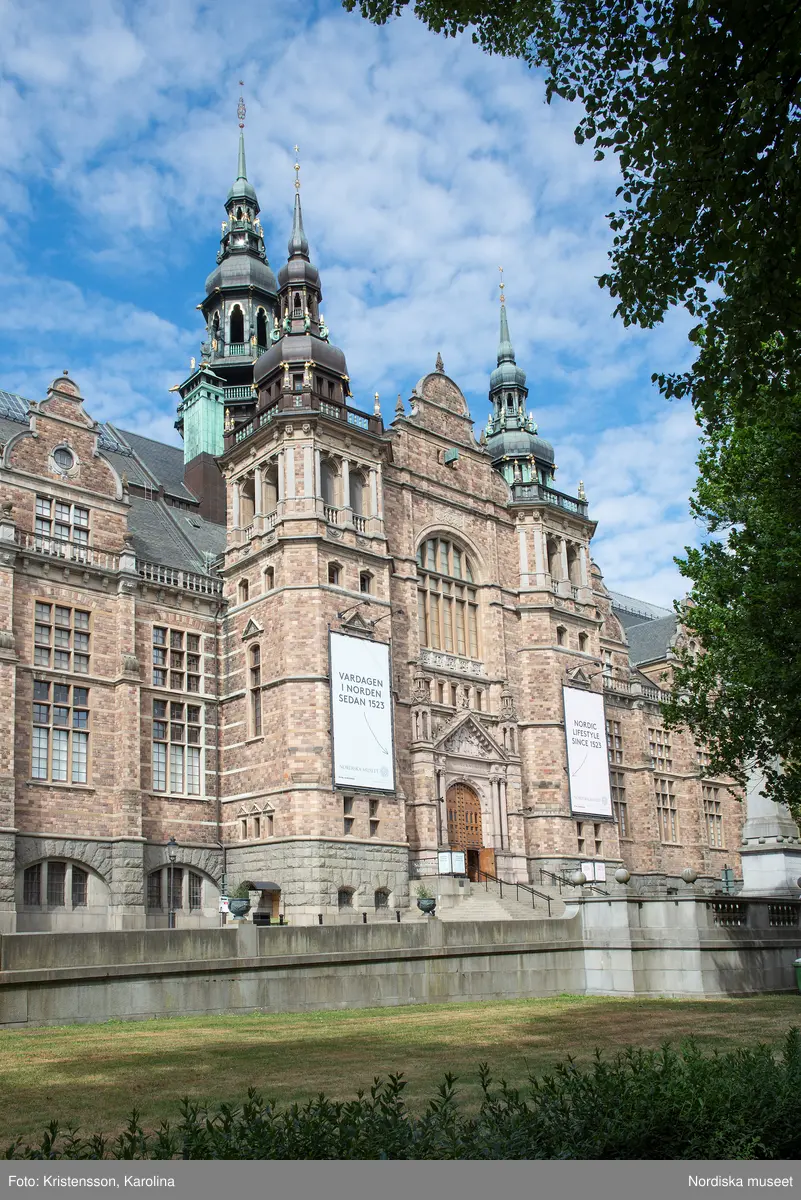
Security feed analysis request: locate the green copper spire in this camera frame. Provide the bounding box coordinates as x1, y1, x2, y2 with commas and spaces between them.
226, 90, 258, 208
288, 148, 310, 258
497, 267, 515, 364
236, 129, 247, 184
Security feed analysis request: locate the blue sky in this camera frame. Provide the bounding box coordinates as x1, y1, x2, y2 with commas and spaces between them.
0, 0, 702, 604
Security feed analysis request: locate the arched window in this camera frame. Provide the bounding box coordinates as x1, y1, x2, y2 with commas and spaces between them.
238, 579, 249, 604
349, 469, 367, 516
359, 571, 372, 595
556, 625, 567, 647
212, 312, 221, 341
256, 309, 268, 347
293, 292, 303, 315
249, 644, 262, 737
236, 207, 243, 220
337, 887, 354, 910
320, 459, 339, 507
261, 461, 279, 514
328, 562, 341, 586
374, 888, 389, 909
416, 536, 479, 658
263, 565, 275, 591
229, 305, 244, 344
21, 860, 97, 909
578, 631, 589, 652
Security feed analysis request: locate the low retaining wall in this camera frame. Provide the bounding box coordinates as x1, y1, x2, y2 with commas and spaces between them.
0, 898, 798, 1028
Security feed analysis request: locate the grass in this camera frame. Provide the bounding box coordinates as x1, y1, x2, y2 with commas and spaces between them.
1, 994, 798, 1145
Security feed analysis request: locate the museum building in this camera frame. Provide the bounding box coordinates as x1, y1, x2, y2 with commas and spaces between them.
0, 129, 744, 932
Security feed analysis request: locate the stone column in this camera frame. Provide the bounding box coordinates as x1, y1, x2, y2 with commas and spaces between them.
277, 451, 285, 501
314, 448, 322, 498
580, 545, 590, 587
285, 445, 296, 499
740, 764, 801, 895
109, 839, 147, 930
375, 462, 384, 517
341, 458, 351, 519
254, 465, 264, 517
518, 524, 529, 589
559, 537, 569, 582
232, 479, 241, 528
304, 445, 313, 497
369, 468, 378, 517
533, 524, 547, 586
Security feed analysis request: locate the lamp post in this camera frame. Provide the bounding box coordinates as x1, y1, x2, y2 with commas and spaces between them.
167, 836, 177, 930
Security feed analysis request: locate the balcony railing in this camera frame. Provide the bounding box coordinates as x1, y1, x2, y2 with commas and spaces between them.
223, 389, 382, 451
353, 514, 367, 532
420, 648, 487, 678
324, 505, 340, 524
17, 531, 120, 571
224, 385, 254, 401
603, 675, 665, 702
509, 481, 589, 517
138, 561, 224, 596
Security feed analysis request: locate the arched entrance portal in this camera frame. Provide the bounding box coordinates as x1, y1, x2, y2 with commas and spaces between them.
445, 783, 494, 881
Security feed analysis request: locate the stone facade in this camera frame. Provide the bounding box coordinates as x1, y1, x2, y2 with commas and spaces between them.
0, 137, 749, 934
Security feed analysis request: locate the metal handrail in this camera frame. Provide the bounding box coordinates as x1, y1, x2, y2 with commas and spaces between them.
539, 866, 609, 897
476, 869, 552, 917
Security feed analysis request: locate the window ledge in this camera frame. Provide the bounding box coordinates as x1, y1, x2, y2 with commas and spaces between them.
245, 735, 265, 745
26, 780, 95, 792
148, 792, 209, 803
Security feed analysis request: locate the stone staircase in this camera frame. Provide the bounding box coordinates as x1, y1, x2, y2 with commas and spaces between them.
407, 877, 566, 922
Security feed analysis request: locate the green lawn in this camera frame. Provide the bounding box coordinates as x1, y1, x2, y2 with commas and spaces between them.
1, 994, 799, 1146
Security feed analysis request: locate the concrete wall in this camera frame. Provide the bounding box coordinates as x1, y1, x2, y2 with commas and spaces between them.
1, 899, 799, 1029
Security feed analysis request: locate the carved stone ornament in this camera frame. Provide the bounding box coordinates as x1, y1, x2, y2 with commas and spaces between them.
285, 424, 294, 435
242, 617, 263, 640
0, 629, 15, 650
412, 674, 431, 704
440, 717, 500, 760
121, 653, 140, 674
302, 423, 311, 434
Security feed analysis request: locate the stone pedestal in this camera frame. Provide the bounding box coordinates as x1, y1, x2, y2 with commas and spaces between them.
0, 830, 16, 933
740, 765, 801, 896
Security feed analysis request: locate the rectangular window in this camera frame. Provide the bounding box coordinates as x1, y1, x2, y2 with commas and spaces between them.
32, 602, 91, 672
23, 863, 41, 906
147, 872, 162, 910
605, 719, 623, 764
31, 682, 90, 783
610, 770, 629, 838
168, 867, 183, 911
189, 871, 202, 910
152, 700, 202, 796
648, 727, 673, 771
656, 777, 679, 843
34, 497, 90, 554
72, 866, 88, 907
703, 784, 724, 848
46, 861, 66, 907
153, 626, 202, 692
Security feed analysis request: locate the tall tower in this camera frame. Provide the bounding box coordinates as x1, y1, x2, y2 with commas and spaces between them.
175, 91, 279, 474
484, 269, 556, 490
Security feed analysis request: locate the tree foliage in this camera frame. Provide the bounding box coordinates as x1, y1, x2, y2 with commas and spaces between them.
344, 0, 801, 809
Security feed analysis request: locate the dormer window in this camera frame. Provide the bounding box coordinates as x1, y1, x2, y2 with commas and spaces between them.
506, 394, 514, 409
293, 292, 302, 315
229, 305, 244, 344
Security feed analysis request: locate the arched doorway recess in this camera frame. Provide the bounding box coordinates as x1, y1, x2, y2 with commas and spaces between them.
445, 783, 495, 880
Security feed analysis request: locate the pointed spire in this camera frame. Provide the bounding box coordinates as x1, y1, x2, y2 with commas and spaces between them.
288, 192, 310, 259
497, 266, 515, 365
435, 351, 444, 373
236, 128, 248, 184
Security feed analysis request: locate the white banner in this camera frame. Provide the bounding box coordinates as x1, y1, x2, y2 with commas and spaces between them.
330, 632, 395, 792
563, 687, 613, 817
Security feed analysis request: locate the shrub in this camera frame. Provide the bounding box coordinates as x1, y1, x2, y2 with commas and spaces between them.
5, 1031, 800, 1160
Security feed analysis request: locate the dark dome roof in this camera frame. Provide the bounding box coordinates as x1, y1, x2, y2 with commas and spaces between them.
488, 428, 555, 465
490, 360, 527, 391
253, 333, 347, 385
277, 256, 321, 290
205, 252, 278, 298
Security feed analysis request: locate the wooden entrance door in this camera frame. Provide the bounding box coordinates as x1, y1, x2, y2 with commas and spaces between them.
446, 783, 483, 879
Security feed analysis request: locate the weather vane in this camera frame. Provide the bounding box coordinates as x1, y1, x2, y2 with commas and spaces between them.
499, 265, 505, 304
294, 145, 301, 192
237, 81, 246, 129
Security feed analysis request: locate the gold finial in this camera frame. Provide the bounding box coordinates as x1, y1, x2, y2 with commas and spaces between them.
237, 82, 246, 129
293, 145, 301, 192
578, 480, 587, 501
374, 392, 381, 416
499, 265, 505, 304
190, 356, 196, 370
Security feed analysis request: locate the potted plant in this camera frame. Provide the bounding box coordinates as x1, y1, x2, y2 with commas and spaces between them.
416, 884, 436, 915
228, 880, 253, 918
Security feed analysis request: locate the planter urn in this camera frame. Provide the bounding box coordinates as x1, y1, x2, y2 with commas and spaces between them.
228, 898, 251, 918
417, 897, 436, 915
